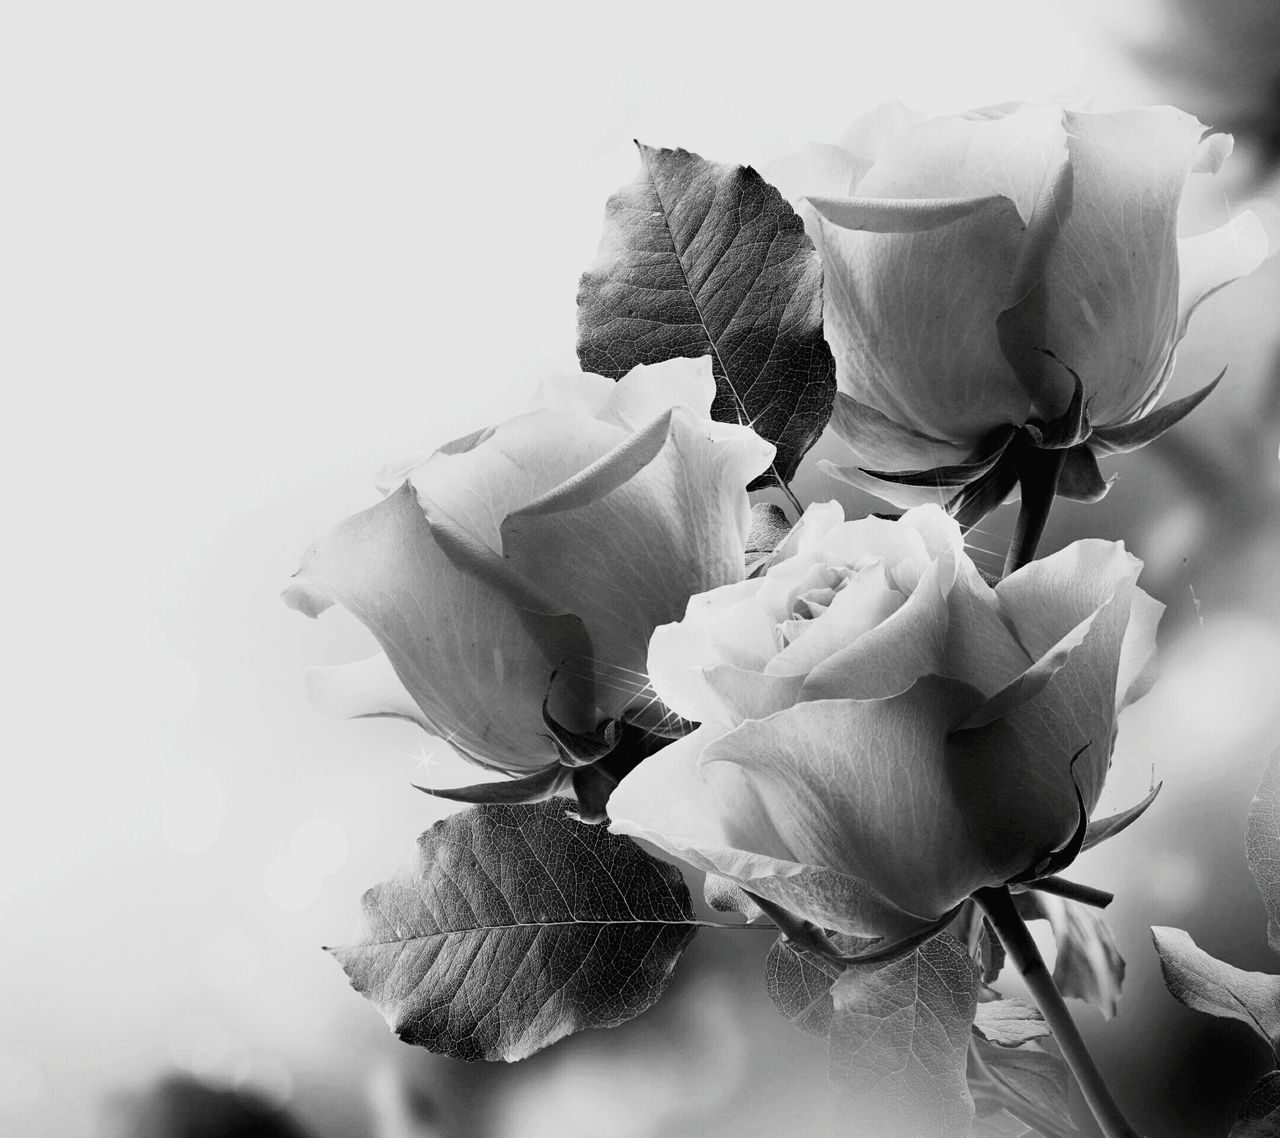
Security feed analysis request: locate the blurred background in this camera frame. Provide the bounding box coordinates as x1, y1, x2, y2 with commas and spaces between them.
4, 1, 1280, 1135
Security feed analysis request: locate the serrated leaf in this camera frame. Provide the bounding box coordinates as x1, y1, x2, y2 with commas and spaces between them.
1017, 892, 1125, 1018
827, 933, 980, 1137
971, 1036, 1074, 1130
1152, 926, 1280, 1056
973, 999, 1051, 1048
577, 142, 836, 488
330, 800, 700, 1062
764, 932, 873, 1039
1247, 748, 1280, 957
1232, 1071, 1280, 1137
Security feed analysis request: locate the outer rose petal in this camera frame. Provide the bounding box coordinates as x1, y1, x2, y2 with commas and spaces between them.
984, 541, 1145, 812
304, 653, 437, 733
593, 356, 718, 432
409, 407, 623, 553
853, 103, 1067, 224
501, 406, 774, 720
810, 193, 1029, 441
702, 678, 999, 923
606, 723, 934, 938
1043, 108, 1222, 426
825, 391, 972, 477
283, 483, 564, 771
1115, 587, 1164, 711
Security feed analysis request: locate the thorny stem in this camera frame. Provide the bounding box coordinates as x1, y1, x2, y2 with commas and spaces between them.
1003, 440, 1066, 576
975, 885, 1140, 1138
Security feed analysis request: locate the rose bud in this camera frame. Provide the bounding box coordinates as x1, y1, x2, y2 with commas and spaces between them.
607, 503, 1162, 939
285, 357, 773, 780
767, 101, 1268, 529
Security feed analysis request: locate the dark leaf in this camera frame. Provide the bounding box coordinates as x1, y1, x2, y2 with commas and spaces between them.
765, 933, 873, 1039
1247, 747, 1280, 957
1016, 893, 1125, 1018
1152, 926, 1280, 1056
568, 722, 670, 823
1056, 444, 1112, 503
971, 1036, 1074, 1130
1089, 369, 1224, 454
577, 142, 836, 487
827, 933, 980, 1137
330, 800, 700, 1061
947, 454, 1020, 532
1081, 783, 1162, 853
973, 999, 1051, 1048
1232, 1071, 1280, 1137
413, 763, 567, 805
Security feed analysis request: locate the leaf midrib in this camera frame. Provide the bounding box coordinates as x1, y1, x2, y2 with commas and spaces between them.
343, 917, 714, 950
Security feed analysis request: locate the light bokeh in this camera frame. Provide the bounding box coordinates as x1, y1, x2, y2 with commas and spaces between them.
3, 2, 1279, 1136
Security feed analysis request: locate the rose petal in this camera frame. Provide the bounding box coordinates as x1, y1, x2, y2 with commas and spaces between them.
811, 193, 1028, 442
304, 653, 437, 733
701, 664, 805, 724
827, 391, 972, 474
409, 407, 623, 553
1115, 587, 1164, 711
978, 544, 1145, 813
594, 356, 718, 432
703, 679, 996, 921
1174, 209, 1269, 348
996, 539, 1142, 661
283, 484, 563, 772
766, 561, 905, 675
1042, 109, 1223, 426
853, 103, 1066, 223
818, 459, 971, 511
502, 406, 774, 719
939, 558, 1033, 698
799, 553, 951, 701
607, 723, 933, 937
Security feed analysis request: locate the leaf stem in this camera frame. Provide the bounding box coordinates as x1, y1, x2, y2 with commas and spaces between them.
974, 885, 1140, 1138
1003, 440, 1066, 576
778, 480, 805, 521
1028, 876, 1114, 909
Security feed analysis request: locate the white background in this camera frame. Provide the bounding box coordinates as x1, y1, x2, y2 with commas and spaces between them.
4, 2, 1280, 1136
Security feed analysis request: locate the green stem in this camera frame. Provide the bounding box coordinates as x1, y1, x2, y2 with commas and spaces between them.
974, 886, 1140, 1138
1028, 876, 1113, 909
1003, 440, 1066, 576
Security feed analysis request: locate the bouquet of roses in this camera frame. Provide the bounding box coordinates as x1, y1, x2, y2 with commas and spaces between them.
285, 100, 1272, 1136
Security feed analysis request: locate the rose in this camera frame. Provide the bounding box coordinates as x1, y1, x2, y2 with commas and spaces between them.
767, 101, 1268, 513
284, 357, 774, 774
607, 502, 1162, 937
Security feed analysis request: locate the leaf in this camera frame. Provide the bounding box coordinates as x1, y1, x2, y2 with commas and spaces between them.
973, 999, 1051, 1048
1080, 783, 1162, 853
413, 763, 567, 806
764, 932, 873, 1039
971, 1035, 1074, 1130
1247, 747, 1280, 957
827, 933, 980, 1137
1232, 1071, 1280, 1138
1089, 369, 1224, 454
330, 800, 700, 1062
1016, 892, 1125, 1018
1152, 926, 1280, 1056
577, 142, 836, 488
